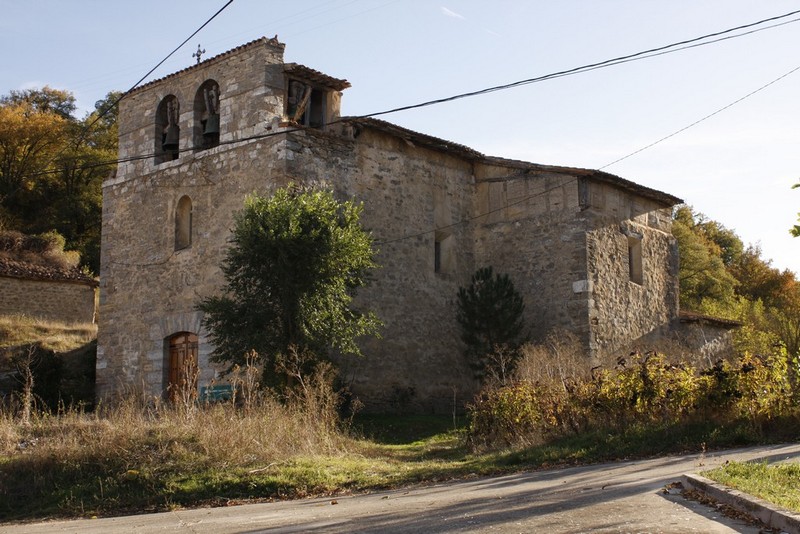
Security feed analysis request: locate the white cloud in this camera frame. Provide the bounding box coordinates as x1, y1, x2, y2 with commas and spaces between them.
440, 7, 465, 19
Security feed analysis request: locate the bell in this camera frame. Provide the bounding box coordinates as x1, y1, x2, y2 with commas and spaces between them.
203, 114, 220, 136
162, 124, 179, 151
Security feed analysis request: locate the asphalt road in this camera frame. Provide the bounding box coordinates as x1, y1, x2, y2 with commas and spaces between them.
3, 443, 799, 533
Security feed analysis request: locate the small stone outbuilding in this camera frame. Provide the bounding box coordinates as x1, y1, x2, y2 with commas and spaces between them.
98, 37, 688, 412
0, 258, 98, 324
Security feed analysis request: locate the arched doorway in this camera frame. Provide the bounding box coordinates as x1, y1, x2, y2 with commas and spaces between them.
167, 332, 198, 402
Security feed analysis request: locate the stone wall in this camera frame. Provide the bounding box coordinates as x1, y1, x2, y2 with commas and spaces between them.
328, 125, 479, 413
0, 276, 96, 324
473, 166, 590, 346
583, 181, 679, 361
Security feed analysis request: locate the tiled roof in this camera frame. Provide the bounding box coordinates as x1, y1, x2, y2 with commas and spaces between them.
679, 310, 742, 329
343, 117, 483, 160
0, 257, 97, 286
127, 36, 285, 96
344, 118, 682, 206
284, 63, 350, 91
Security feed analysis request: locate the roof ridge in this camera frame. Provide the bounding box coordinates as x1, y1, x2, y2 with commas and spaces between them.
127, 36, 284, 96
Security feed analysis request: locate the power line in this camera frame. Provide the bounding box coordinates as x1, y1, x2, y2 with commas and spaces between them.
82, 1, 236, 139
362, 9, 800, 119
31, 0, 236, 188
599, 62, 800, 170
17, 8, 800, 180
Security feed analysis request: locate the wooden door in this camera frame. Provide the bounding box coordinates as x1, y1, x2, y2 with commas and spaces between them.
168, 332, 198, 402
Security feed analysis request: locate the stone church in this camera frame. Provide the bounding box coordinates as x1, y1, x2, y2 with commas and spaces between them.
98, 36, 694, 412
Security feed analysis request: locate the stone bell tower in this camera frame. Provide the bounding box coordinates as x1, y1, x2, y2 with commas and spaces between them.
97, 36, 351, 399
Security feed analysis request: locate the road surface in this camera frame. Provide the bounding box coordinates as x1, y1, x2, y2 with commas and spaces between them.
3, 443, 799, 533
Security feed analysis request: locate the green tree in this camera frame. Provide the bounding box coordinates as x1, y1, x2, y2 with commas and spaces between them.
672, 206, 738, 312
46, 91, 120, 272
456, 266, 525, 382
198, 186, 381, 385
0, 94, 69, 220
0, 86, 76, 119
0, 87, 118, 272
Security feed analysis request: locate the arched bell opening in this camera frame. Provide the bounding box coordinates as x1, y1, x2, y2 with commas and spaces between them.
193, 80, 220, 151
155, 95, 180, 164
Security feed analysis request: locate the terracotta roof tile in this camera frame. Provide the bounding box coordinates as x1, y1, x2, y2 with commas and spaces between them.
0, 258, 97, 286
284, 63, 350, 91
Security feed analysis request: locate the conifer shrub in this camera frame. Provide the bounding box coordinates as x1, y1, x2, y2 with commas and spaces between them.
456, 267, 525, 382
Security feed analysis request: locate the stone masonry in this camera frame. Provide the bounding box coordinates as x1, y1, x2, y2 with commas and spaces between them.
1, 256, 97, 324
98, 37, 683, 412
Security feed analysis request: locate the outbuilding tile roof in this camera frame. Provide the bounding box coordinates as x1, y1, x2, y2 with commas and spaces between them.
0, 257, 97, 286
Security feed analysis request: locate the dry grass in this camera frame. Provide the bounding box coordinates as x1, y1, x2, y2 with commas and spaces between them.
0, 314, 96, 352
514, 331, 589, 385
0, 371, 354, 519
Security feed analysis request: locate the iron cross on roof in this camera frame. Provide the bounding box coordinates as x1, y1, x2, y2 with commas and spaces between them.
193, 44, 206, 64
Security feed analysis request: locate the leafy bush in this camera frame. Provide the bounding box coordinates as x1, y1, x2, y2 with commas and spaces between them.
0, 230, 80, 270
198, 186, 381, 387
468, 341, 799, 450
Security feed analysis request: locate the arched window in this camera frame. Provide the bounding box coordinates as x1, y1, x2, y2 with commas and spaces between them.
155, 95, 180, 164
175, 196, 192, 250
165, 332, 198, 402
193, 80, 220, 150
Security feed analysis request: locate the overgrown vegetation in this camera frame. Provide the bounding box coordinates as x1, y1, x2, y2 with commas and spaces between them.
704, 461, 800, 513
0, 372, 349, 520
0, 315, 97, 418
467, 336, 799, 450
0, 314, 96, 352
0, 87, 119, 273
2, 334, 798, 522
0, 230, 82, 273
673, 205, 800, 358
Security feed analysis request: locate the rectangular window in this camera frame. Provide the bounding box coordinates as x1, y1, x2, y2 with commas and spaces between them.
434, 231, 453, 274
628, 236, 643, 285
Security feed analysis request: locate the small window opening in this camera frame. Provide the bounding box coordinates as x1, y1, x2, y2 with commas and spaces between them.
435, 231, 453, 274
287, 80, 327, 128
628, 235, 643, 285
175, 196, 193, 250
155, 95, 180, 164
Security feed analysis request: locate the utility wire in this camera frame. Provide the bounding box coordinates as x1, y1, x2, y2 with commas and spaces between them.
599, 61, 800, 170
34, 0, 235, 185
18, 8, 800, 180
363, 9, 800, 119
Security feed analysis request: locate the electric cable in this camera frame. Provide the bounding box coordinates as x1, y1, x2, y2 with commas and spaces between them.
599, 62, 800, 170
23, 0, 236, 194
15, 8, 800, 181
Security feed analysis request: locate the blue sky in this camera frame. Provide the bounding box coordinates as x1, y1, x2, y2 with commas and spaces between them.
2, 0, 799, 273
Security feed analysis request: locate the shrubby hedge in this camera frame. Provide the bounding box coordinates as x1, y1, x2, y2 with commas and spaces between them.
468, 346, 798, 449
